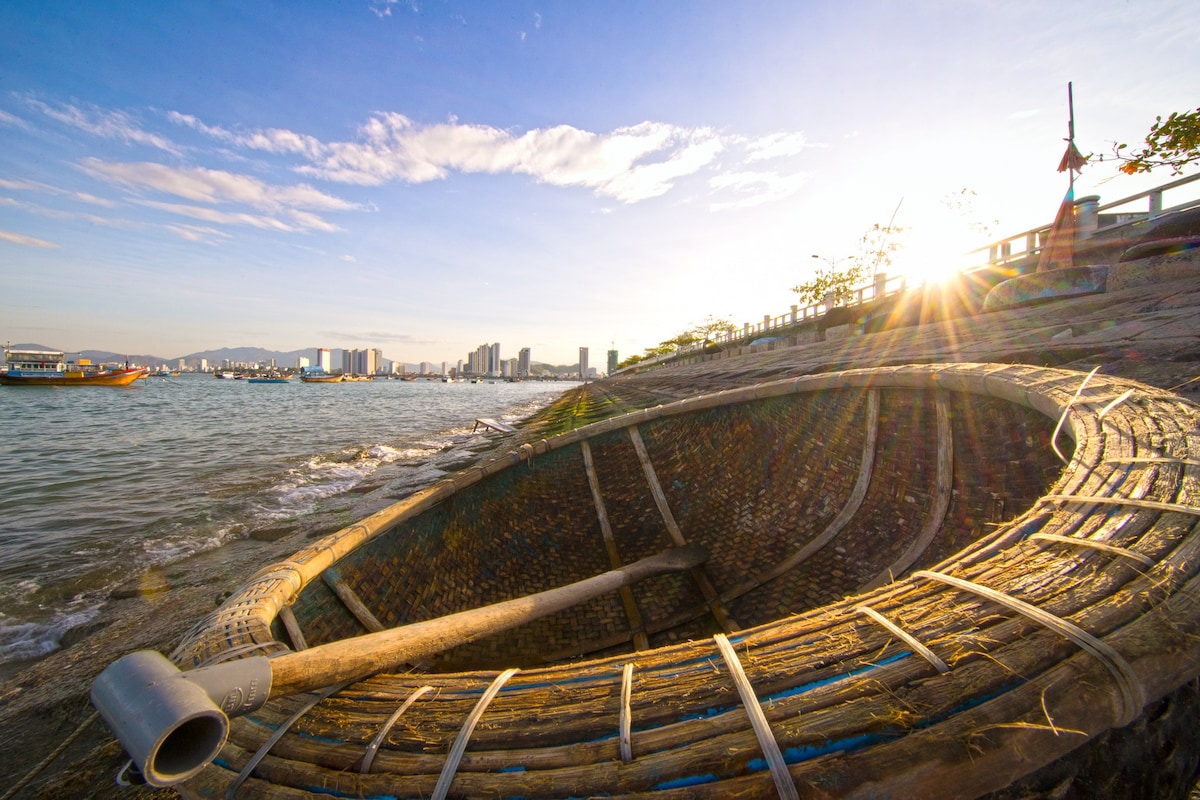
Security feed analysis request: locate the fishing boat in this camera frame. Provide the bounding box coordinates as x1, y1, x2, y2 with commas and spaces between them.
298, 366, 344, 383
0, 348, 146, 386
248, 375, 291, 384
93, 363, 1200, 798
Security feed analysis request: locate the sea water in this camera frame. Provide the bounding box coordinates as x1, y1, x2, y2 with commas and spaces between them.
0, 375, 574, 670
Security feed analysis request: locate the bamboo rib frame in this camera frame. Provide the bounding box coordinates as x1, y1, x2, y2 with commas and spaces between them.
164, 363, 1200, 799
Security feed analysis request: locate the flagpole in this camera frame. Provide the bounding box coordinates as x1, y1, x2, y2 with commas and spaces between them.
1067, 81, 1075, 195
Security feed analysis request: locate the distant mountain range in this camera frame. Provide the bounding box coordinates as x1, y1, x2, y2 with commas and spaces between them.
8, 343, 575, 375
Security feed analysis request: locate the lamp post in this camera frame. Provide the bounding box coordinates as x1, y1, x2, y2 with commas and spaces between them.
811, 253, 850, 269
810, 254, 854, 308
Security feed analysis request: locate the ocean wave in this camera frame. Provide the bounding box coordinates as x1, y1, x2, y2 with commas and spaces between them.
256, 443, 441, 520
0, 603, 101, 667
140, 525, 237, 564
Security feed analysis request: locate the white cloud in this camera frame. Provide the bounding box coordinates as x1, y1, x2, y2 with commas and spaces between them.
0, 109, 33, 130
25, 97, 181, 155
369, 0, 397, 19
137, 200, 308, 232
168, 112, 325, 159
340, 254, 357, 262
77, 159, 357, 231
0, 230, 59, 248
158, 107, 806, 207
0, 195, 137, 228
743, 132, 809, 162
293, 114, 725, 202
0, 178, 117, 207
322, 329, 426, 343
709, 170, 808, 212
164, 224, 231, 243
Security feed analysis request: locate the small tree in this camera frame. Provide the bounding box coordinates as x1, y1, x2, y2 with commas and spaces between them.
616, 353, 645, 369
792, 218, 906, 307
943, 188, 998, 240
1114, 107, 1200, 175
790, 255, 865, 307
691, 314, 734, 343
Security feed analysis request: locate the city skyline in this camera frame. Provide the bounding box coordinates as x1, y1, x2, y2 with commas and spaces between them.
2, 2, 1198, 364
10, 339, 600, 378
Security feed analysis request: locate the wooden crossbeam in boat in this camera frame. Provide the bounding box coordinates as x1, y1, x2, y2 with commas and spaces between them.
720, 388, 880, 604
581, 439, 651, 650
628, 425, 738, 633
278, 605, 309, 650
322, 567, 386, 632
862, 390, 954, 590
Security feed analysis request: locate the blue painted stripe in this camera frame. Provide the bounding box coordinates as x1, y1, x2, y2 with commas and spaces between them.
654, 773, 718, 789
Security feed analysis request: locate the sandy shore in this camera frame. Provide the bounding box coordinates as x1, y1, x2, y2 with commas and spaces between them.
4, 273, 1200, 798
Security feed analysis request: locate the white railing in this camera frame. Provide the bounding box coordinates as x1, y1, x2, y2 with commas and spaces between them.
618, 273, 909, 373
962, 172, 1200, 272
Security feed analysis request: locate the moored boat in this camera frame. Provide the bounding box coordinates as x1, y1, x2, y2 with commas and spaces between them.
0, 348, 146, 386
92, 363, 1200, 797
298, 366, 344, 383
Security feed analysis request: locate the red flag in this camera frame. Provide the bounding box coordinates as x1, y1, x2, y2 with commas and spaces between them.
1057, 141, 1088, 174
1036, 188, 1075, 273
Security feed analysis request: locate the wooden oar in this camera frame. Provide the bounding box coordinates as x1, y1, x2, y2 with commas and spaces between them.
270, 542, 707, 695
91, 543, 709, 787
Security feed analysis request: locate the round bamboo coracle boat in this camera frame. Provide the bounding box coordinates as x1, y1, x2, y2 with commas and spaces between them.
93, 363, 1200, 798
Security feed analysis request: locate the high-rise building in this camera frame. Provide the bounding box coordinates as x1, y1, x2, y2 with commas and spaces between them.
518, 347, 531, 379
579, 347, 589, 381
346, 348, 379, 376
317, 348, 331, 372
607, 349, 618, 376
467, 343, 487, 375
489, 343, 501, 376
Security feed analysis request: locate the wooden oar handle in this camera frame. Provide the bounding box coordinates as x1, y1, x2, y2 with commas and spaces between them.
269, 544, 709, 697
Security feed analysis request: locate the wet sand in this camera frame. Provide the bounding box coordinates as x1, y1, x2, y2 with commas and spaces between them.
4, 272, 1200, 798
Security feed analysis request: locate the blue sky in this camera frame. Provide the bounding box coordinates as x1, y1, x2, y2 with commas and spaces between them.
1, 1, 1197, 366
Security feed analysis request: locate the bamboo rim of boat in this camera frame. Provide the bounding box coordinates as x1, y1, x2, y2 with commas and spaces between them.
167, 362, 1200, 798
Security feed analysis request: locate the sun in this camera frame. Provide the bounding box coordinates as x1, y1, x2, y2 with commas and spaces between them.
889, 203, 988, 287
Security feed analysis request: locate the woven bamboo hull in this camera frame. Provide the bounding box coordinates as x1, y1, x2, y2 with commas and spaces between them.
170, 363, 1200, 798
